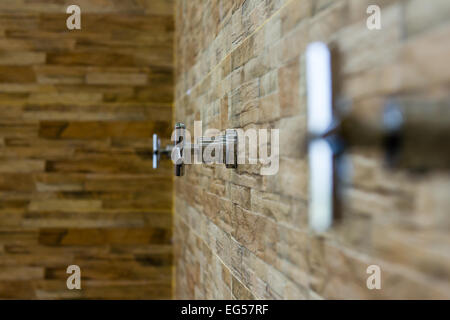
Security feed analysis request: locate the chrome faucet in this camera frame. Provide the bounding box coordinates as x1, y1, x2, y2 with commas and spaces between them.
305, 42, 450, 233
153, 123, 238, 177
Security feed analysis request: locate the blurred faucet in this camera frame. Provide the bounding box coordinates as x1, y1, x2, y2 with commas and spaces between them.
305, 42, 450, 233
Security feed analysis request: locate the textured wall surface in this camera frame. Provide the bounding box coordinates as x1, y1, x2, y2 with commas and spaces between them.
0, 0, 174, 299
174, 0, 450, 299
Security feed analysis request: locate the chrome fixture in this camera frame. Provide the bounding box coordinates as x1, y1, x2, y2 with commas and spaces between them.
153, 123, 239, 176
152, 133, 174, 169
306, 42, 450, 233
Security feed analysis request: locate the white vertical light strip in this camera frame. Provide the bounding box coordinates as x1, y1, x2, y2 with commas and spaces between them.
153, 133, 158, 151
306, 42, 334, 232
308, 140, 333, 232
153, 134, 158, 169
306, 42, 333, 136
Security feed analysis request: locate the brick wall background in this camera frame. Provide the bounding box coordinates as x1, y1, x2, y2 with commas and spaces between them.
0, 0, 174, 299
174, 0, 450, 299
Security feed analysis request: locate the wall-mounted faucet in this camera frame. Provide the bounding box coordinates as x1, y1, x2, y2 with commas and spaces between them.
153, 123, 238, 176
306, 42, 450, 233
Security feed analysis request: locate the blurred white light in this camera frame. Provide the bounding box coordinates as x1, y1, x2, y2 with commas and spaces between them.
306, 42, 333, 136
153, 134, 158, 169
306, 42, 334, 232
308, 140, 333, 233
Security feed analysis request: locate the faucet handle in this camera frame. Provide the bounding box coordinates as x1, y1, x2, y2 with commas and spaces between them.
152, 133, 161, 169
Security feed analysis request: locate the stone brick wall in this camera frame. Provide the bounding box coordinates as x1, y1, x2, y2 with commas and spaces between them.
174, 0, 450, 299
0, 0, 174, 299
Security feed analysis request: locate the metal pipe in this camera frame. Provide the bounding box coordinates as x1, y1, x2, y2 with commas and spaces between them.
335, 99, 450, 170
305, 41, 450, 234
172, 123, 238, 176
